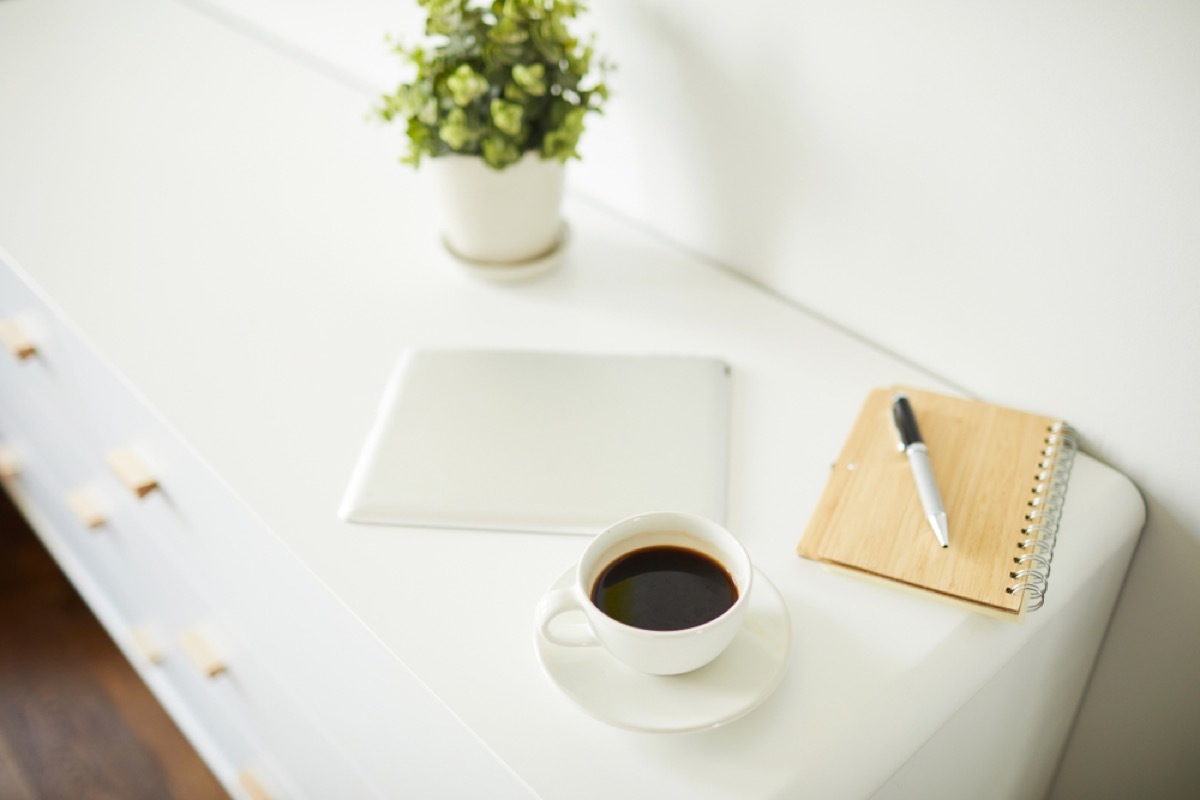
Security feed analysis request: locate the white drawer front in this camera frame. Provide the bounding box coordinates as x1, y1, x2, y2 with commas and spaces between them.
2, 257, 382, 798
0, 413, 150, 626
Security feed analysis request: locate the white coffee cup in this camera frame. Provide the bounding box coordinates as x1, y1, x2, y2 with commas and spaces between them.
534, 511, 753, 675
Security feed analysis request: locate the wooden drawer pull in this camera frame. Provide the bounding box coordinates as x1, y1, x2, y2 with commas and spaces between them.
0, 318, 37, 360
179, 629, 227, 679
65, 486, 106, 529
238, 771, 273, 800
105, 448, 159, 498
0, 444, 19, 479
129, 625, 166, 665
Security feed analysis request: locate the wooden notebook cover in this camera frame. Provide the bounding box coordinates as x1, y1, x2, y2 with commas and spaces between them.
797, 387, 1059, 617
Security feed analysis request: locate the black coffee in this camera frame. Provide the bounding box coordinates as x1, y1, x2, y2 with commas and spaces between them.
591, 545, 737, 631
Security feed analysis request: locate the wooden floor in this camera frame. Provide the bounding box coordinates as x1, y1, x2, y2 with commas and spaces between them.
0, 489, 229, 799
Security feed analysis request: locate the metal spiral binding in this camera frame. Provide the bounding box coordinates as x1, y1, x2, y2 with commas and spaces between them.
1006, 422, 1078, 611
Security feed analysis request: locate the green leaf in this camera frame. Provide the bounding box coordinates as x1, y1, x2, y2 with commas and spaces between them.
512, 63, 546, 96
482, 135, 522, 169
376, 0, 612, 170
445, 64, 489, 107
490, 98, 525, 136
438, 108, 477, 150
488, 15, 529, 46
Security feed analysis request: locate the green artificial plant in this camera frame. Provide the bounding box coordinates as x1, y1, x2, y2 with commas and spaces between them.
375, 0, 610, 170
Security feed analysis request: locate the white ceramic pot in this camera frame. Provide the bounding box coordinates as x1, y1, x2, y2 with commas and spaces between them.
428, 152, 566, 274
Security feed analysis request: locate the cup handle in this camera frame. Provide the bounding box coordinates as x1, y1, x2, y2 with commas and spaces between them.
534, 586, 599, 647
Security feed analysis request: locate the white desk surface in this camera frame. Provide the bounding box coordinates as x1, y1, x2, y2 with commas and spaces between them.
0, 1, 1145, 797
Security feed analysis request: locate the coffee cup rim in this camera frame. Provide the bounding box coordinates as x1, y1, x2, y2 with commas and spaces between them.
576, 511, 753, 637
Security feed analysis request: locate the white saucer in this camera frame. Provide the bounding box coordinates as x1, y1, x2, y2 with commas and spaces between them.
442, 223, 569, 284
534, 566, 791, 733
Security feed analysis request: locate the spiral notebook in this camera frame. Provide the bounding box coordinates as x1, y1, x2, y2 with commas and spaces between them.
797, 387, 1077, 619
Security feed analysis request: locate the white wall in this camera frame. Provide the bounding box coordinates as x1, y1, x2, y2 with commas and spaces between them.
569, 3, 1200, 797
182, 1, 1200, 796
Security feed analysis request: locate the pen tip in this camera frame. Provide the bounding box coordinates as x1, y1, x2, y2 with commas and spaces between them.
931, 513, 950, 549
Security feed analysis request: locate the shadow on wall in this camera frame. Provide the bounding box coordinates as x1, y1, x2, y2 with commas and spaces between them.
1050, 496, 1200, 799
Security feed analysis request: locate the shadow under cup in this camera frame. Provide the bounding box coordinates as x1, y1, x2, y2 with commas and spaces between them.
544, 512, 754, 676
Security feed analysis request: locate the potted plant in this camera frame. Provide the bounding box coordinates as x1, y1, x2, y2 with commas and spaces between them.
376, 0, 610, 280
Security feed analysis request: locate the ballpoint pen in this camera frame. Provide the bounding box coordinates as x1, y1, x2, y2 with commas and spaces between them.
891, 392, 950, 548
